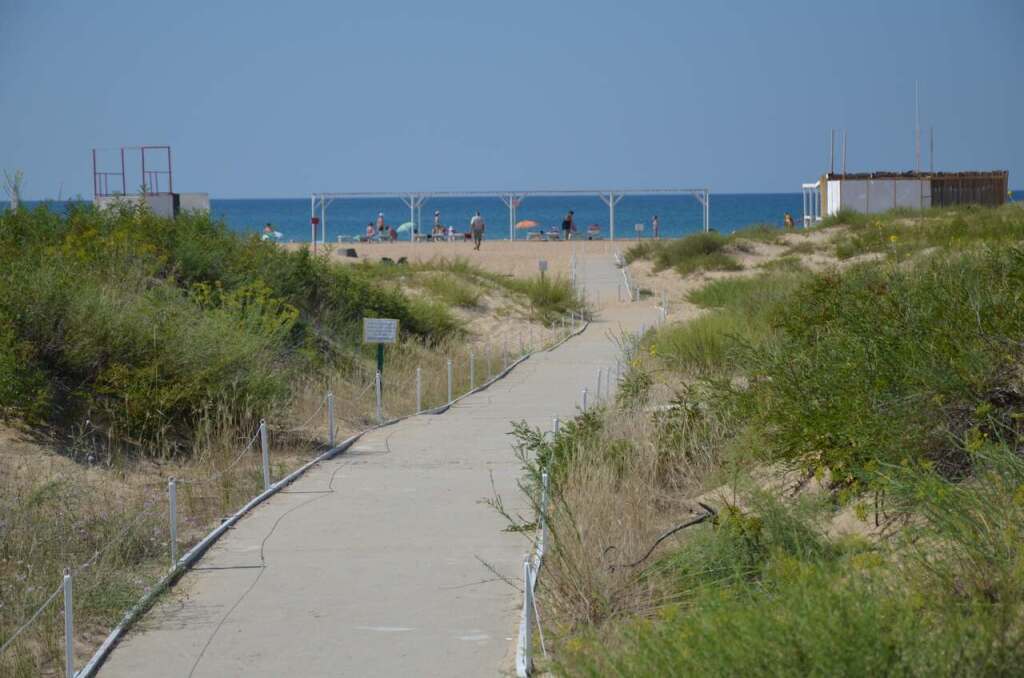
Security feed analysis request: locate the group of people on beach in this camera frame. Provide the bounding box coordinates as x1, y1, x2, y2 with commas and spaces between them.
365, 212, 399, 242
363, 209, 487, 249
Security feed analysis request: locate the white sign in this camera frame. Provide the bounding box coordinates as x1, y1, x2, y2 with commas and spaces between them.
363, 318, 399, 344
634, 223, 645, 232
538, 260, 548, 272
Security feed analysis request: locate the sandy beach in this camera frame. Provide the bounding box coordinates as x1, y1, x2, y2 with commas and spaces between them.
285, 238, 624, 278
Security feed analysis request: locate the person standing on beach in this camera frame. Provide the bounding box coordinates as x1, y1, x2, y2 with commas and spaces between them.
470, 211, 485, 250
376, 212, 385, 231
562, 210, 574, 240
784, 212, 796, 230
388, 224, 398, 242
652, 215, 660, 239
434, 210, 442, 231
366, 222, 376, 241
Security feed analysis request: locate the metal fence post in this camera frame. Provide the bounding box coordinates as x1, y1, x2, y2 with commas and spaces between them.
259, 419, 270, 491
447, 358, 453, 403
168, 478, 178, 569
596, 369, 603, 402
552, 416, 560, 434
539, 471, 549, 557
522, 556, 534, 675
375, 370, 383, 424
327, 391, 335, 447
416, 367, 422, 413
469, 352, 475, 390
63, 569, 74, 678
581, 387, 588, 412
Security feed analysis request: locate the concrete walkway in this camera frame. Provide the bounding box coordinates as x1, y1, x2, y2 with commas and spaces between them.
100, 253, 652, 677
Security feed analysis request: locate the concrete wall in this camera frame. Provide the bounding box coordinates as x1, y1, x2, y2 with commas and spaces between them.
95, 193, 175, 218
178, 193, 210, 213
837, 179, 930, 214
94, 192, 208, 218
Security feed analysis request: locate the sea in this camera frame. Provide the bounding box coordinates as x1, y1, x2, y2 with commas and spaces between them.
6, 192, 1021, 243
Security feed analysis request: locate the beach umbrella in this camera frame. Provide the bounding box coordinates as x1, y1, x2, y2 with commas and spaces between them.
515, 219, 541, 230
396, 221, 415, 233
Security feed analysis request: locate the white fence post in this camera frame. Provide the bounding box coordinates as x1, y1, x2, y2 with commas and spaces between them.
581, 387, 588, 412
259, 419, 270, 490
469, 352, 475, 390
521, 556, 534, 676
375, 371, 383, 424
327, 391, 335, 447
63, 569, 74, 678
539, 471, 549, 557
447, 358, 453, 403
552, 416, 560, 434
168, 478, 178, 569
416, 367, 422, 413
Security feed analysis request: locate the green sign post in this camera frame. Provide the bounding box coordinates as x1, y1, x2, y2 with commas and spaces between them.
363, 318, 399, 380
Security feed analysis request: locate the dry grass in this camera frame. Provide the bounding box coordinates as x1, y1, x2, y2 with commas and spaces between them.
0, 321, 576, 676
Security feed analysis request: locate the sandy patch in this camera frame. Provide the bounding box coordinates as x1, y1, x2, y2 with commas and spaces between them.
285, 238, 620, 279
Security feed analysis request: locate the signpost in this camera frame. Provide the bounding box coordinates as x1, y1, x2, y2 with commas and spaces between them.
363, 317, 399, 376
538, 259, 548, 282
634, 223, 644, 241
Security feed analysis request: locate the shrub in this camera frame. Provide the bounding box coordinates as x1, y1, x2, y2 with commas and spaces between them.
742, 246, 1024, 483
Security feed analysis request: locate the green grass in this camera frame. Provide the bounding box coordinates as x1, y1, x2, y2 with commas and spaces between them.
419, 272, 484, 308
645, 269, 809, 376
824, 204, 1024, 260
536, 207, 1024, 676
558, 445, 1024, 677
0, 203, 463, 453
625, 232, 742, 276
742, 246, 1024, 484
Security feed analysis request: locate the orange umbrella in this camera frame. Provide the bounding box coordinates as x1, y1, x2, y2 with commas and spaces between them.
515, 219, 541, 230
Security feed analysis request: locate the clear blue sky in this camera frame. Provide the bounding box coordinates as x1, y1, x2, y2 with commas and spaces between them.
2, 0, 1020, 199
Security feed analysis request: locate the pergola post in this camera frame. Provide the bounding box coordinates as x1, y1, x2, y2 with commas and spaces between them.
310, 194, 317, 253
320, 196, 326, 245
599, 193, 623, 241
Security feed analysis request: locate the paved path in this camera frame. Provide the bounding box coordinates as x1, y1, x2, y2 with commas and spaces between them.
100, 253, 652, 677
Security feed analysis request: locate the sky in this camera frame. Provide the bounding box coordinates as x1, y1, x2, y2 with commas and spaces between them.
1, 0, 1021, 199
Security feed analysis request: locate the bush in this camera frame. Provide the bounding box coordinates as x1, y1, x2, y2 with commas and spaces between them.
625, 232, 742, 276
0, 203, 464, 452
742, 246, 1024, 483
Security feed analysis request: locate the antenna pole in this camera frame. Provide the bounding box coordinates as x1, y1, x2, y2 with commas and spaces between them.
842, 130, 847, 176
830, 129, 835, 174
929, 127, 934, 172
914, 80, 921, 173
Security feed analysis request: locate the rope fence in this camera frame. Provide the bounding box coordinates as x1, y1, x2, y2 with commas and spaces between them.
1, 308, 591, 678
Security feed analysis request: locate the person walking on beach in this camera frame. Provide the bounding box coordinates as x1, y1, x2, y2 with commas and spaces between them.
470, 211, 485, 250
562, 210, 574, 240
652, 215, 660, 240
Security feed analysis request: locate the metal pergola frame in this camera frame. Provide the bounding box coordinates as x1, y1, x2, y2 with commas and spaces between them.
308, 188, 710, 248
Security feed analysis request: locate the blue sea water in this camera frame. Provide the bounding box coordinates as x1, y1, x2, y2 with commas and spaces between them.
6, 191, 1022, 243
212, 193, 804, 243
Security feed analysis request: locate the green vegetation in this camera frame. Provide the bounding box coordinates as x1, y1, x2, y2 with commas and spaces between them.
625, 232, 743, 276
353, 255, 584, 324
0, 203, 461, 454
647, 268, 809, 376
520, 205, 1024, 676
